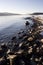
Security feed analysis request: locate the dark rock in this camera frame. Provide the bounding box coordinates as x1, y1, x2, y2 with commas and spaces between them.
1, 44, 8, 52
11, 36, 16, 41
25, 21, 29, 26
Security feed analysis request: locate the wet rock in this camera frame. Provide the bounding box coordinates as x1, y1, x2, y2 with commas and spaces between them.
8, 51, 14, 55
24, 17, 32, 20
25, 21, 29, 26
11, 36, 16, 41
27, 37, 33, 42
1, 44, 8, 52
40, 39, 43, 43
0, 48, 4, 58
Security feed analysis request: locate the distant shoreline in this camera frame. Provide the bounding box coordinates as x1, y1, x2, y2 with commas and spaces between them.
0, 12, 21, 16
30, 12, 43, 15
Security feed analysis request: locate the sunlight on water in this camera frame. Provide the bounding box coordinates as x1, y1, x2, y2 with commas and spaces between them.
0, 15, 31, 31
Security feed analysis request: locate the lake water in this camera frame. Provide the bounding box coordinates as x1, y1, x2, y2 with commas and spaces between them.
0, 15, 43, 43
0, 15, 33, 43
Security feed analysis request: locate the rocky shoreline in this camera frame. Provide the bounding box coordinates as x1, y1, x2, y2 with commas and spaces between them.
0, 16, 43, 65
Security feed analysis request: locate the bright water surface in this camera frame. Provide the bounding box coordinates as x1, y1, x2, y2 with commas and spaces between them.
0, 15, 33, 43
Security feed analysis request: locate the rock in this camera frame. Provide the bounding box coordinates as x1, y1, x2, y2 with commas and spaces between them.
25, 21, 29, 26
40, 39, 43, 43
1, 44, 8, 52
11, 36, 16, 41
27, 37, 33, 41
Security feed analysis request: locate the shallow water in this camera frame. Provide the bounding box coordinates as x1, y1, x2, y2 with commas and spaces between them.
0, 15, 33, 43
0, 15, 43, 43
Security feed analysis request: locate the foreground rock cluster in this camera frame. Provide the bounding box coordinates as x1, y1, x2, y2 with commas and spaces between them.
0, 17, 43, 65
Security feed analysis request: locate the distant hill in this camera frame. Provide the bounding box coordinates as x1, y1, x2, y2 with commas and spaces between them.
0, 12, 20, 16
31, 12, 43, 15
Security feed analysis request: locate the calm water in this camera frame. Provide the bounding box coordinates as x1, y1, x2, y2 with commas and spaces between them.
0, 15, 33, 43
0, 15, 43, 43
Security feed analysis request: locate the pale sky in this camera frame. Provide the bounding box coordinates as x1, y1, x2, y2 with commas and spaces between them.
0, 0, 43, 14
